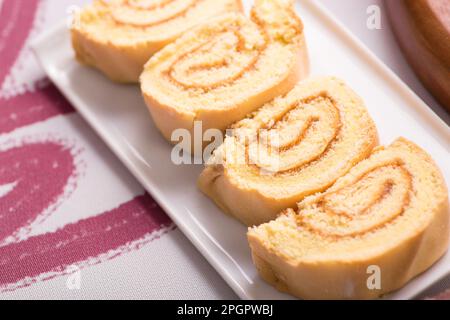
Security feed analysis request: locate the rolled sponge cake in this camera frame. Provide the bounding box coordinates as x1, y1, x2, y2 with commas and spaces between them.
248, 138, 449, 299
140, 0, 309, 147
71, 0, 243, 83
198, 77, 378, 226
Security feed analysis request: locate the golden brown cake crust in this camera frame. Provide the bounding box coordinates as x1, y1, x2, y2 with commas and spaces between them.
141, 0, 309, 146
71, 0, 243, 83
198, 77, 378, 226
248, 138, 449, 299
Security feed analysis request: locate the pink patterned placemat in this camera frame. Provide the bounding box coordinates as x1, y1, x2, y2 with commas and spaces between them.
0, 0, 176, 293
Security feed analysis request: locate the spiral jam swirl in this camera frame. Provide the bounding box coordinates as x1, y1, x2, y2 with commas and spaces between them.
296, 161, 413, 238
162, 16, 270, 92
232, 95, 342, 174
102, 0, 200, 27
159, 2, 302, 92
166, 24, 268, 90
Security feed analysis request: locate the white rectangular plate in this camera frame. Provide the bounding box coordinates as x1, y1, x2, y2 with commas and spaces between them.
33, 0, 450, 300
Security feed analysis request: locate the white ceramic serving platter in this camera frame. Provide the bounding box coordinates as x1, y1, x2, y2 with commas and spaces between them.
33, 0, 450, 300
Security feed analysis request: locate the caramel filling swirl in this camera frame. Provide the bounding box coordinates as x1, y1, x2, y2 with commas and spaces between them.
162, 1, 302, 92
100, 0, 200, 28
296, 162, 412, 238
165, 20, 269, 90
232, 95, 342, 174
